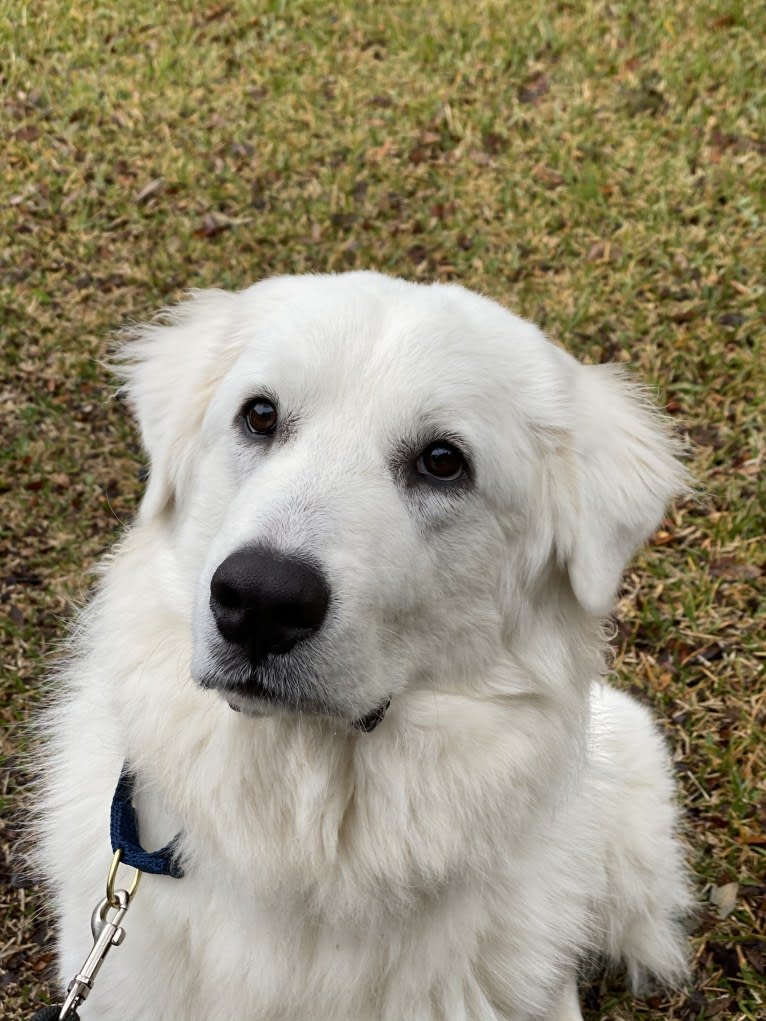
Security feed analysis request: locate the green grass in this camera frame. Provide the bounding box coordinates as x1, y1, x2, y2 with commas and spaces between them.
1, 1, 764, 1017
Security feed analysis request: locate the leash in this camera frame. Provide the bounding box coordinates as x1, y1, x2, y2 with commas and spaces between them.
30, 765, 183, 1020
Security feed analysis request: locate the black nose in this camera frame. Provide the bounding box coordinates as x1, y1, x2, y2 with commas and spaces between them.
209, 547, 331, 665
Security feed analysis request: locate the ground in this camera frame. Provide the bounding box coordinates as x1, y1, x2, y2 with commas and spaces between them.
1, 1, 764, 1018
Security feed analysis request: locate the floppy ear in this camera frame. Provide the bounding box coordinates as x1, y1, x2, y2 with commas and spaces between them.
115, 289, 242, 521
563, 363, 688, 617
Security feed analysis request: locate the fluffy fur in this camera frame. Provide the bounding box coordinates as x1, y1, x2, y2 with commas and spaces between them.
37, 273, 692, 1020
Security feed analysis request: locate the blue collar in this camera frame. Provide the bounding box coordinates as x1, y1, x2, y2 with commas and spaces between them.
110, 765, 184, 879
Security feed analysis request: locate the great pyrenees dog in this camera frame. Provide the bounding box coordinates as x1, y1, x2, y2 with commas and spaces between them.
38, 272, 691, 1021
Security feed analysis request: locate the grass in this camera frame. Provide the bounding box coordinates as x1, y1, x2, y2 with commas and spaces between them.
1, 0, 764, 1017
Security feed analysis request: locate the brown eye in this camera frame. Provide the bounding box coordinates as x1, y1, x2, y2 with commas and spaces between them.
243, 398, 278, 435
416, 442, 466, 482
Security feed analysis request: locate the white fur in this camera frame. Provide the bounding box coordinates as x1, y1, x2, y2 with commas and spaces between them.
37, 273, 692, 1021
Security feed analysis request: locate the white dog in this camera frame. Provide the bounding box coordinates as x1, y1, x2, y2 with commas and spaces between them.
37, 273, 691, 1021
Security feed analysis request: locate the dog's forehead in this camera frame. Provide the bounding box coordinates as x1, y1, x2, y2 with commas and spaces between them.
228, 273, 564, 420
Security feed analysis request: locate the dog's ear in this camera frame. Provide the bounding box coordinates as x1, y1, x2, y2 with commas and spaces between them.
560, 363, 688, 617
115, 290, 241, 521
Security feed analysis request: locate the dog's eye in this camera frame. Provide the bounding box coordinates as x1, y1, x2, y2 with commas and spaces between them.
243, 398, 278, 435
415, 442, 466, 482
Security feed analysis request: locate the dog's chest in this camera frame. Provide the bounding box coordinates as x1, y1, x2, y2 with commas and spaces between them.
88, 866, 492, 1021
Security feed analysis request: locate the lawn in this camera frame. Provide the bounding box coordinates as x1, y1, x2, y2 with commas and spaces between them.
1, 1, 764, 1018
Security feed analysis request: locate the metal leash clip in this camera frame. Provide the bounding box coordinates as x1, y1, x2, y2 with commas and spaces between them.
57, 850, 141, 1020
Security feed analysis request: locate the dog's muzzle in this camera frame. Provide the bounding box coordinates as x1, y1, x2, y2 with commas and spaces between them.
207, 545, 390, 732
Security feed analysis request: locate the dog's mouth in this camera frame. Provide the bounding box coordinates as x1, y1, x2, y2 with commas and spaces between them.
204, 671, 391, 733
352, 699, 391, 732
226, 693, 390, 732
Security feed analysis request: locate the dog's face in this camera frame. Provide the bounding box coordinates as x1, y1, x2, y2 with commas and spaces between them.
121, 273, 684, 726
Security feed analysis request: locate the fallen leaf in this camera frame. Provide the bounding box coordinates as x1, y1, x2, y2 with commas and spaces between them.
651, 529, 674, 545
739, 827, 766, 846
482, 131, 507, 155
134, 178, 165, 204
743, 940, 766, 975
656, 670, 673, 690
710, 556, 761, 581
518, 72, 549, 104
587, 241, 622, 263
710, 881, 738, 919
531, 164, 564, 188
203, 4, 232, 22
706, 996, 736, 1018
195, 212, 251, 238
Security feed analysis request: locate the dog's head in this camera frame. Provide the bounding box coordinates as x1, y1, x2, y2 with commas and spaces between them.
119, 273, 686, 727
